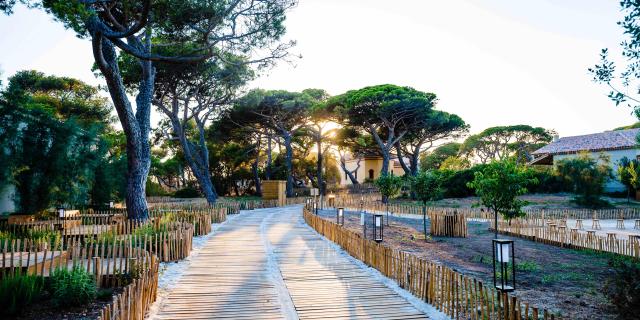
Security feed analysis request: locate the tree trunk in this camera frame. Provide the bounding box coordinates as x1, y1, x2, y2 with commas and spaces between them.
316, 130, 324, 195
381, 151, 390, 176
170, 117, 217, 204
91, 32, 150, 220
252, 159, 262, 196
283, 132, 294, 197
339, 157, 359, 184
266, 135, 272, 180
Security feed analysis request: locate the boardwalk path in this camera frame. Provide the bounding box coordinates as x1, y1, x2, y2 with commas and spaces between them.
150, 205, 428, 320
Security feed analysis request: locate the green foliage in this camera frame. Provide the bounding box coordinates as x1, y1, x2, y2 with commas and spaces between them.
0, 70, 114, 212
420, 142, 462, 170
146, 179, 169, 197
604, 258, 640, 319
617, 157, 639, 200
375, 175, 403, 203
525, 167, 566, 194
50, 266, 97, 307
459, 125, 555, 164
467, 160, 537, 220
173, 186, 201, 198
0, 273, 44, 316
410, 170, 444, 204
438, 165, 487, 198
556, 153, 612, 208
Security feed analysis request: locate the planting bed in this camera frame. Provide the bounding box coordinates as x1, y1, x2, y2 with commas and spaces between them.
317, 208, 623, 319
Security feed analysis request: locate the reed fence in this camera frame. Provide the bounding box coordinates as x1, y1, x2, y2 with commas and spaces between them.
496, 219, 640, 258
304, 209, 559, 320
430, 211, 468, 237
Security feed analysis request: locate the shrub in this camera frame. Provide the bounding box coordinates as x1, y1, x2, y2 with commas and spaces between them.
525, 167, 566, 194
0, 274, 44, 316
556, 152, 612, 208
173, 186, 201, 198
50, 266, 96, 307
438, 164, 488, 198
604, 259, 640, 319
146, 179, 168, 197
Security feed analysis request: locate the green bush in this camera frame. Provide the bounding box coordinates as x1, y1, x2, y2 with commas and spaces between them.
556, 153, 613, 208
438, 164, 487, 198
0, 274, 44, 316
146, 179, 168, 197
173, 186, 201, 198
50, 266, 96, 307
604, 259, 640, 319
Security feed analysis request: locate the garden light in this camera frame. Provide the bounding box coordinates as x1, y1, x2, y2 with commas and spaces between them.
337, 207, 344, 226
492, 239, 515, 292
373, 214, 384, 243
57, 206, 66, 219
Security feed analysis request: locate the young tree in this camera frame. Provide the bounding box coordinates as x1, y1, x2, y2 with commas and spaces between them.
332, 84, 433, 176
467, 160, 537, 238
556, 153, 613, 208
459, 125, 555, 164
4, 0, 296, 219
374, 174, 403, 225
395, 110, 467, 177
410, 170, 444, 241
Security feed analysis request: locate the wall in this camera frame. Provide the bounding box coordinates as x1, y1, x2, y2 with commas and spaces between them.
339, 158, 406, 185
553, 149, 640, 192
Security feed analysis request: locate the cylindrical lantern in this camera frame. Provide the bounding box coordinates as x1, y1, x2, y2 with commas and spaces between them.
492, 239, 515, 292
313, 201, 318, 215
337, 207, 344, 226
373, 214, 384, 243
109, 200, 114, 209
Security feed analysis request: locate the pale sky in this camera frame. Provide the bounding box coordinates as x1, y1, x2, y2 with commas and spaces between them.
0, 0, 636, 137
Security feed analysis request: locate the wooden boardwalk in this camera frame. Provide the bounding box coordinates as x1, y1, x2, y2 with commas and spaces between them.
150, 206, 428, 320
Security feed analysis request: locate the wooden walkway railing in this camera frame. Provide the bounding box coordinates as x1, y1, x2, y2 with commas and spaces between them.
304, 209, 560, 320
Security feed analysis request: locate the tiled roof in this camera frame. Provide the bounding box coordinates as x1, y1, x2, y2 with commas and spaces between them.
532, 128, 640, 155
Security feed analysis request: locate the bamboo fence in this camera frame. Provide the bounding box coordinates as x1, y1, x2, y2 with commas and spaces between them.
430, 211, 468, 237
304, 208, 560, 320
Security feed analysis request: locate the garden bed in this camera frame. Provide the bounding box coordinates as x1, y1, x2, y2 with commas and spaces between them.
317, 209, 622, 319
13, 287, 123, 320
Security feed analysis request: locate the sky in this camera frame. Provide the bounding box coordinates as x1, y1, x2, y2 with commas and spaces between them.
0, 0, 636, 137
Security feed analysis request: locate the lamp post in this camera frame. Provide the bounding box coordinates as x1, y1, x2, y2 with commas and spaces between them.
57, 206, 66, 219
492, 239, 515, 292
313, 201, 318, 215
373, 214, 384, 243
337, 207, 344, 226
109, 200, 114, 209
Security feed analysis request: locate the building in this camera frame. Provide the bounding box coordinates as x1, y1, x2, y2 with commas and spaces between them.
339, 154, 407, 185
530, 128, 640, 192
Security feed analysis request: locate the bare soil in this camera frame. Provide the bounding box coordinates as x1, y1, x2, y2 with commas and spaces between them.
317, 208, 623, 319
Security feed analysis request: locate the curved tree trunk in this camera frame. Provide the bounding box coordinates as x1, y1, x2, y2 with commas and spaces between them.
91, 32, 151, 220
170, 117, 218, 204
265, 135, 273, 180
252, 159, 262, 196
339, 157, 359, 185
